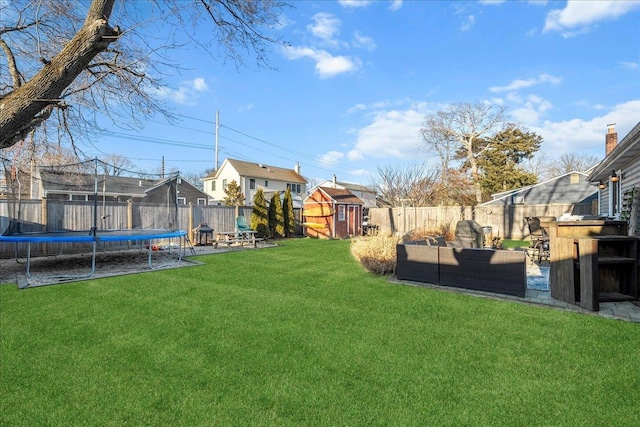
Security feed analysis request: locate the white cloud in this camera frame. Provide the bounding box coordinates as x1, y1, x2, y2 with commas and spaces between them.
192, 78, 209, 92
283, 46, 360, 78
352, 31, 376, 51
347, 149, 363, 161
511, 95, 553, 125
490, 73, 562, 93
308, 13, 341, 44
338, 0, 373, 9
389, 0, 403, 11
153, 78, 209, 106
352, 109, 426, 159
461, 14, 475, 31
349, 169, 371, 178
479, 0, 506, 5
529, 100, 640, 158
619, 61, 639, 70
318, 150, 344, 166
544, 1, 640, 35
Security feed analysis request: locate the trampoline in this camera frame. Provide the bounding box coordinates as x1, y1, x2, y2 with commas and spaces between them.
0, 229, 187, 286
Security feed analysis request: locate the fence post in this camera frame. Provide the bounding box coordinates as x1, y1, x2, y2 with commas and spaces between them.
41, 198, 48, 255
127, 200, 133, 248
188, 203, 194, 243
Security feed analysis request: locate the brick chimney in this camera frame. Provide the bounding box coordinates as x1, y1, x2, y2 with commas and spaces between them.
606, 123, 618, 155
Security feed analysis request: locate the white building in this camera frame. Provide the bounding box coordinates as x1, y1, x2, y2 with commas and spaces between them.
202, 158, 307, 206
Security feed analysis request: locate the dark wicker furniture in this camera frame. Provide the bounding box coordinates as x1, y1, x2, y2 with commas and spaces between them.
396, 242, 526, 298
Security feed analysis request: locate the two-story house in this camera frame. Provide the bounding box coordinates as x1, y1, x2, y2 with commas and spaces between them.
202, 158, 307, 206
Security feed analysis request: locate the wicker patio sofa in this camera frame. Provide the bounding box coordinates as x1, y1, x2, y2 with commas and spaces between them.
396, 239, 526, 297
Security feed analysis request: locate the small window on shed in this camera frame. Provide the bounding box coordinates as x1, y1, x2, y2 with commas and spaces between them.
197, 198, 207, 205
177, 197, 187, 205
570, 173, 580, 184
513, 196, 525, 205
338, 205, 346, 221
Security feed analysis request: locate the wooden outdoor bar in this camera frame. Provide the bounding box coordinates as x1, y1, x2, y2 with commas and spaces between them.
549, 220, 639, 311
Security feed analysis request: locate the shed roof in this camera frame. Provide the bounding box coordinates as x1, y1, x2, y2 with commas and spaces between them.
307, 186, 363, 205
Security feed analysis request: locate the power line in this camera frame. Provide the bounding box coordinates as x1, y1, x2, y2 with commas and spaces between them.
99, 114, 353, 176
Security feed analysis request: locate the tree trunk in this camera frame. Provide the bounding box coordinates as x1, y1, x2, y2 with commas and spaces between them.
0, 0, 118, 149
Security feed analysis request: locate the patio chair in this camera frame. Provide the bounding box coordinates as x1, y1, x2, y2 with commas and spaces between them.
526, 217, 550, 263
235, 216, 253, 232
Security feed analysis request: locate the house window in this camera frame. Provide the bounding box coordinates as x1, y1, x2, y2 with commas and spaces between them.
211, 181, 216, 191
177, 197, 187, 205
70, 194, 87, 201
570, 173, 580, 184
512, 196, 525, 205
223, 179, 227, 189
338, 205, 345, 221
197, 198, 207, 205
264, 180, 269, 187
250, 178, 256, 190
287, 183, 301, 194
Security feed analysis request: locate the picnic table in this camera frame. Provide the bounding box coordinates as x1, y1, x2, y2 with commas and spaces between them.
213, 230, 262, 249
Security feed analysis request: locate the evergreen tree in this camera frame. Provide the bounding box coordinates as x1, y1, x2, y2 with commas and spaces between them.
282, 188, 295, 237
268, 192, 285, 238
223, 180, 245, 206
477, 126, 541, 200
251, 189, 269, 238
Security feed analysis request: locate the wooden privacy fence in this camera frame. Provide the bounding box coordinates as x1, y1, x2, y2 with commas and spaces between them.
0, 199, 302, 259
367, 203, 595, 240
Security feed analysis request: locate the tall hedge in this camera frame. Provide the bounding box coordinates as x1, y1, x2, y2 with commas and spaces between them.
283, 188, 295, 237
268, 191, 285, 238
251, 189, 269, 238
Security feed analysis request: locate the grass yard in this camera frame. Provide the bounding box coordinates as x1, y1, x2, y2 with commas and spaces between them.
1, 238, 639, 426
501, 239, 531, 249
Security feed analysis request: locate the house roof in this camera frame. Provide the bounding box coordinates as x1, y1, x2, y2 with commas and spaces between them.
480, 170, 595, 206
307, 186, 363, 205
204, 158, 307, 183
319, 179, 376, 194
587, 121, 640, 183
39, 170, 162, 197
38, 170, 210, 201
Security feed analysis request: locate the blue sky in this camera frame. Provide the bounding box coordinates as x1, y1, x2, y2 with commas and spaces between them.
93, 0, 640, 184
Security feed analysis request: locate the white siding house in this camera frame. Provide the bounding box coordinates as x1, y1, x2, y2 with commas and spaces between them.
202, 158, 307, 206
588, 122, 640, 234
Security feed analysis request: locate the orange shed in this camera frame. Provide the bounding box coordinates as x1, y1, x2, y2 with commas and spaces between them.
303, 186, 363, 239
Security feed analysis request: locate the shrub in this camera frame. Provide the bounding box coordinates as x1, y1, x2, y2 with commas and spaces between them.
403, 223, 454, 242
350, 234, 403, 275
251, 189, 269, 238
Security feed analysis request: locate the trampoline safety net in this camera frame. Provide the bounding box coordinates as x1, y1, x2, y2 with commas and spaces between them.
1, 157, 181, 236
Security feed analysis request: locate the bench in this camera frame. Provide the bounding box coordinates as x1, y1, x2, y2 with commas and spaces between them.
213, 231, 263, 249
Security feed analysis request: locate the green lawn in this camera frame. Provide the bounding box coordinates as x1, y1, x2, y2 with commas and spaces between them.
1, 239, 639, 426
501, 239, 531, 249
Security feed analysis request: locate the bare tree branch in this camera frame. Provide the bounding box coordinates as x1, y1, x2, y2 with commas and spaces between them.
0, 0, 288, 152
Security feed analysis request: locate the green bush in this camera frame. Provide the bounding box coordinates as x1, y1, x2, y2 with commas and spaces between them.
251, 189, 269, 238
